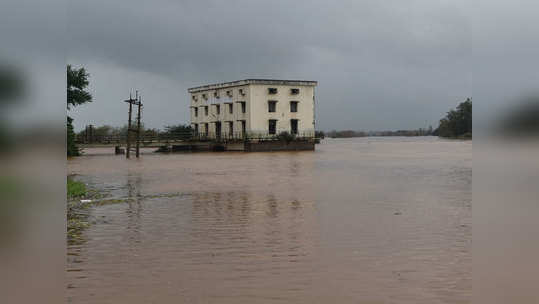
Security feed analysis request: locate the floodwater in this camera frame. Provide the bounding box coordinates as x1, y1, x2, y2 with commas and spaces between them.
67, 137, 471, 304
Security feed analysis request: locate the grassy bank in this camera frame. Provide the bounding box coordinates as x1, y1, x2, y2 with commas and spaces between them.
67, 178, 87, 199
66, 177, 184, 244
67, 177, 96, 244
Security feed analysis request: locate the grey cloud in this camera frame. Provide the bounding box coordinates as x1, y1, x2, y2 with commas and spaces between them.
68, 0, 474, 131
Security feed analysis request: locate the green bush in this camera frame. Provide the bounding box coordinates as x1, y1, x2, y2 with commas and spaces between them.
276, 131, 295, 143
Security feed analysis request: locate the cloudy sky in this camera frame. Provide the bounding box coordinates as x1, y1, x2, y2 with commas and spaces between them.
66, 0, 474, 131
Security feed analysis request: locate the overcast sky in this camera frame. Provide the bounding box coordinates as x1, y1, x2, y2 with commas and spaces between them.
67, 0, 478, 131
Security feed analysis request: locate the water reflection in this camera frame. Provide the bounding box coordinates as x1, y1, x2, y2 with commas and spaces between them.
67, 137, 471, 303
125, 173, 143, 245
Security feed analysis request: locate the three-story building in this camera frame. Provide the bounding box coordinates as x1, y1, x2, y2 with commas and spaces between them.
189, 79, 317, 140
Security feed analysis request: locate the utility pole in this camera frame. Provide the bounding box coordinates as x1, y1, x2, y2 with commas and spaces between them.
124, 91, 143, 158
136, 95, 142, 158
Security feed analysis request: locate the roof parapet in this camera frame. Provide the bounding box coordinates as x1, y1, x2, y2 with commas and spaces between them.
188, 79, 318, 93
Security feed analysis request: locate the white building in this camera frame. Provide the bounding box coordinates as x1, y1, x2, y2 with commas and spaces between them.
189, 79, 317, 140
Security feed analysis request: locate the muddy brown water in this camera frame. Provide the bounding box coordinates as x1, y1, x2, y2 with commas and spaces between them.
67, 137, 471, 304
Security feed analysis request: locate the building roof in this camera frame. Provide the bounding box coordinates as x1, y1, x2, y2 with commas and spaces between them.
188, 79, 318, 93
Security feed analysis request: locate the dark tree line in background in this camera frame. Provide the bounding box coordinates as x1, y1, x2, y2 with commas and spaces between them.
66, 64, 472, 154
76, 123, 193, 141
326, 127, 434, 138
433, 98, 472, 138
324, 98, 472, 139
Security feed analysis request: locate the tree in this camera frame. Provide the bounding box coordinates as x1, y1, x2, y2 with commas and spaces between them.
67, 65, 92, 109
67, 65, 92, 156
163, 124, 193, 140
436, 98, 472, 138
67, 116, 79, 156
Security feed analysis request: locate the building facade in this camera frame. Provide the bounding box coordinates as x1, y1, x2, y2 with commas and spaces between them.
189, 79, 317, 140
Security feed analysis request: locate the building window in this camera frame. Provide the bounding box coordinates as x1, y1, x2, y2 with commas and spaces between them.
240, 101, 246, 113
204, 106, 208, 116
268, 87, 277, 94
291, 88, 300, 95
194, 107, 198, 117
229, 121, 234, 136
215, 121, 221, 139
202, 93, 207, 100
268, 119, 277, 135
239, 88, 245, 96
214, 91, 219, 98
290, 101, 298, 112
268, 100, 277, 112
226, 90, 232, 97
192, 95, 197, 101
241, 120, 246, 136
215, 104, 220, 115
228, 103, 233, 114
291, 119, 298, 135
194, 123, 198, 134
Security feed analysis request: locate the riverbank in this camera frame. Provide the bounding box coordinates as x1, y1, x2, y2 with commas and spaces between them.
67, 177, 99, 244
439, 133, 472, 140
67, 177, 134, 244
67, 176, 185, 244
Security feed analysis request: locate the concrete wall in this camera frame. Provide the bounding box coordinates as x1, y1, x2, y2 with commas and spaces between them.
249, 84, 315, 137
190, 84, 250, 137
245, 140, 315, 152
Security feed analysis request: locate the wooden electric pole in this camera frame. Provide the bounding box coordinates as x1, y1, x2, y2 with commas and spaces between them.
136, 95, 142, 158
124, 91, 143, 158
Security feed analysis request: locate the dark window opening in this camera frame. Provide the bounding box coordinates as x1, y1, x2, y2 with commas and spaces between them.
268, 88, 277, 94
291, 88, 300, 94
194, 124, 198, 133
269, 119, 277, 135
291, 119, 298, 135
268, 100, 277, 112
290, 101, 298, 112
229, 121, 234, 136
215, 122, 221, 139
204, 106, 208, 116
241, 102, 246, 113
239, 88, 245, 95
215, 104, 220, 115
241, 120, 246, 135
228, 103, 233, 114
194, 107, 198, 117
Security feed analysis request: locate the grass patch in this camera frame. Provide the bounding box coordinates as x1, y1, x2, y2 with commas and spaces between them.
67, 178, 87, 199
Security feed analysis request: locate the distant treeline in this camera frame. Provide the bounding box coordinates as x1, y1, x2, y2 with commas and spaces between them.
322, 98, 472, 139
324, 127, 434, 139
76, 124, 193, 141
